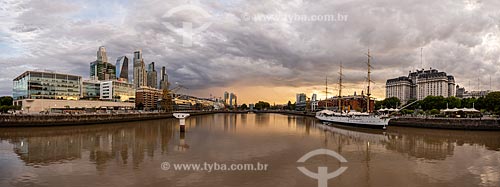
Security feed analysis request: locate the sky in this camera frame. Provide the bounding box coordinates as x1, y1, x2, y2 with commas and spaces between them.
1, 0, 499, 104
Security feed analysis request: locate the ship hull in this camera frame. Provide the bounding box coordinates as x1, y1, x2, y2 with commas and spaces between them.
316, 115, 389, 129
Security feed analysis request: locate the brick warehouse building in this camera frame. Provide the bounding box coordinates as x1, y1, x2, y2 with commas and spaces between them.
316, 95, 375, 112
135, 86, 162, 110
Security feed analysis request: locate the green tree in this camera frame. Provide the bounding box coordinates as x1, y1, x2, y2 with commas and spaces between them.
254, 101, 271, 110
375, 97, 401, 110
0, 96, 13, 106
444, 97, 461, 108
421, 96, 446, 110
239, 104, 248, 110
484, 92, 500, 114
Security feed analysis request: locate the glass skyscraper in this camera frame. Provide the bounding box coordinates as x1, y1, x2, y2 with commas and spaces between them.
90, 46, 116, 80
147, 62, 158, 88
116, 56, 129, 81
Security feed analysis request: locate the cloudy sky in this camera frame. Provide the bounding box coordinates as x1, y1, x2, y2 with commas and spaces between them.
1, 0, 499, 104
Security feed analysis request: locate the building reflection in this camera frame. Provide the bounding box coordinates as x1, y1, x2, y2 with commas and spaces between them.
0, 119, 175, 170
1, 114, 500, 172
316, 123, 500, 161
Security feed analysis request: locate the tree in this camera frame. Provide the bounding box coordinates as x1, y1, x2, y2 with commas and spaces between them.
484, 92, 500, 114
375, 97, 401, 110
444, 97, 461, 109
254, 101, 271, 110
136, 103, 145, 110
0, 96, 13, 106
239, 104, 248, 110
421, 96, 446, 110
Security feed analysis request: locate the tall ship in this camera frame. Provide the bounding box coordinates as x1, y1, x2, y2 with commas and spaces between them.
315, 49, 390, 129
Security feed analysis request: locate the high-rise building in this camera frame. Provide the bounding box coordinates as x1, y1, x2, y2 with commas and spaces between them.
223, 91, 229, 105
90, 46, 116, 80
386, 68, 456, 104
147, 62, 158, 88
159, 66, 169, 90
116, 56, 129, 81
229, 93, 237, 107
133, 50, 147, 88
90, 46, 116, 81
296, 93, 307, 111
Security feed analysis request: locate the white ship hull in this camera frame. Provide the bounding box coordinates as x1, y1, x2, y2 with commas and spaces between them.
316, 111, 389, 129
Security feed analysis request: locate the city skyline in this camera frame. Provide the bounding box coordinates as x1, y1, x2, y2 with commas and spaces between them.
1, 0, 500, 104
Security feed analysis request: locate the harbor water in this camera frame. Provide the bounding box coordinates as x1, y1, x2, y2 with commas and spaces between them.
0, 113, 499, 187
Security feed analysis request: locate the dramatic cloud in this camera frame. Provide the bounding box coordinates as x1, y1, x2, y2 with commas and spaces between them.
1, 0, 500, 103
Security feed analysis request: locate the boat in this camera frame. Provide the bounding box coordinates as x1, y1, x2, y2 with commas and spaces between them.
315, 49, 390, 129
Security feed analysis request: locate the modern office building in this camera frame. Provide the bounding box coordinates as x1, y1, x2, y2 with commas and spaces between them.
295, 93, 307, 111
386, 68, 456, 104
223, 91, 229, 105
100, 80, 135, 103
116, 56, 129, 81
13, 71, 82, 102
160, 66, 169, 90
81, 80, 101, 100
455, 85, 466, 98
90, 46, 116, 80
229, 93, 237, 107
133, 50, 147, 88
147, 62, 158, 88
136, 87, 162, 110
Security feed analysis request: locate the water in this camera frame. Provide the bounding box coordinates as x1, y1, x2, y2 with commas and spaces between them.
0, 113, 499, 187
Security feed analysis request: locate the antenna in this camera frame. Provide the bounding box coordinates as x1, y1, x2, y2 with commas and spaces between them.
490, 76, 492, 91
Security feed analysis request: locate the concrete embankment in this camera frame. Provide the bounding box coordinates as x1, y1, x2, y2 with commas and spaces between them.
254, 110, 316, 117
0, 112, 216, 127
389, 117, 500, 130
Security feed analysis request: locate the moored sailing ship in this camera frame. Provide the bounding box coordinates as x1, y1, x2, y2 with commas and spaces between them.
316, 49, 390, 129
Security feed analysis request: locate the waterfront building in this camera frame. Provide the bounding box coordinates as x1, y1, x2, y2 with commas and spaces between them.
386, 68, 456, 104
229, 93, 237, 107
159, 66, 169, 90
100, 80, 135, 103
223, 91, 229, 105
81, 80, 101, 100
136, 87, 162, 110
317, 93, 374, 112
147, 62, 158, 88
13, 71, 82, 103
15, 99, 135, 113
116, 56, 129, 81
295, 93, 307, 111
311, 94, 318, 111
90, 46, 116, 80
133, 50, 147, 88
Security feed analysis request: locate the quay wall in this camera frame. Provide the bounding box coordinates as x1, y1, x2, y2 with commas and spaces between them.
389, 117, 500, 130
0, 112, 216, 127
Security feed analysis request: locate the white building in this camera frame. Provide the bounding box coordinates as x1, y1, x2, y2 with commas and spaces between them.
100, 80, 135, 103
386, 69, 456, 104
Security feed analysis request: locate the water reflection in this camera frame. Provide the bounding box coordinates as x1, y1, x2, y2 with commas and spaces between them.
0, 113, 498, 187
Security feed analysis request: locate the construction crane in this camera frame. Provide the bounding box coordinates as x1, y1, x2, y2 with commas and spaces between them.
159, 82, 188, 112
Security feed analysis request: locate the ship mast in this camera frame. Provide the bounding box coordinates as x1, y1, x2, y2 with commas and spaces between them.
338, 62, 343, 113
325, 76, 328, 110
366, 49, 372, 113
